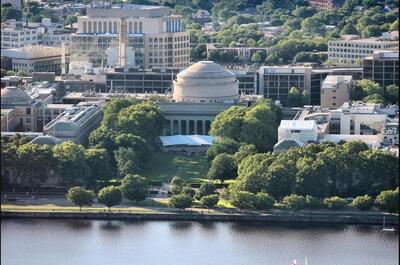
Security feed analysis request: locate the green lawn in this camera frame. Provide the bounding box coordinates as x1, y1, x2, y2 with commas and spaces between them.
141, 152, 209, 183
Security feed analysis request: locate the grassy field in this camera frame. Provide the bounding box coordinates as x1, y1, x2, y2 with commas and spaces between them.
141, 152, 209, 183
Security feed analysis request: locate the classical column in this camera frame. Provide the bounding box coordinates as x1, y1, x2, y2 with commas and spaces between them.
178, 120, 182, 134
194, 120, 198, 135
186, 120, 190, 135
202, 120, 206, 135
169, 120, 173, 135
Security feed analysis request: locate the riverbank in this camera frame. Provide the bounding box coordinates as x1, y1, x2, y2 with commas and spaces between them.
2, 209, 399, 225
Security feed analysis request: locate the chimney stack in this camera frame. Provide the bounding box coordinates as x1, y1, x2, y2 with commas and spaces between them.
119, 18, 127, 69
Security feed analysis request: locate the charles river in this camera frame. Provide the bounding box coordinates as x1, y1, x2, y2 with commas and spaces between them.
1, 218, 398, 265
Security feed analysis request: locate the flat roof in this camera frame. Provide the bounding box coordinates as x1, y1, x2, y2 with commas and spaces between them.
279, 120, 316, 130
159, 135, 214, 147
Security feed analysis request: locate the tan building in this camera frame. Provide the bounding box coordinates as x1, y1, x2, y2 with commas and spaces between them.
70, 3, 190, 69
328, 34, 399, 66
321, 75, 353, 108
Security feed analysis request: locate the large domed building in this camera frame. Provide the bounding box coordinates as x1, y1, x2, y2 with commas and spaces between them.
173, 61, 239, 103
1, 86, 32, 106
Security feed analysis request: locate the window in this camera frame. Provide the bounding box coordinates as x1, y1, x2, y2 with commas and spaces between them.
26, 108, 31, 115
291, 130, 301, 133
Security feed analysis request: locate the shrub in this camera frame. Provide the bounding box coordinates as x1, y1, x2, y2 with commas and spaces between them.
98, 186, 122, 211
282, 194, 306, 210
323, 196, 347, 210
196, 182, 217, 200
305, 195, 322, 209
200, 194, 219, 208
170, 194, 193, 210
375, 188, 399, 213
230, 191, 257, 210
66, 187, 94, 211
254, 192, 275, 210
170, 176, 185, 195
350, 195, 374, 211
181, 186, 195, 198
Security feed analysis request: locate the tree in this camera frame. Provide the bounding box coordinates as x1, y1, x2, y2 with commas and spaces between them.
390, 18, 399, 31
1, 4, 22, 22
323, 196, 347, 210
181, 186, 195, 198
200, 194, 219, 208
66, 187, 94, 211
305, 195, 322, 209
114, 147, 141, 176
233, 144, 257, 164
170, 177, 186, 195
301, 17, 326, 35
195, 182, 217, 200
340, 24, 359, 35
209, 106, 247, 142
286, 87, 308, 107
254, 192, 275, 210
230, 191, 257, 210
64, 15, 77, 26
385, 85, 399, 104
16, 143, 57, 186
295, 157, 329, 198
117, 102, 165, 144
85, 148, 114, 183
206, 138, 241, 162
120, 174, 148, 202
170, 193, 193, 210
240, 103, 279, 152
207, 153, 237, 183
98, 186, 122, 211
282, 194, 306, 210
351, 195, 374, 211
355, 79, 384, 98
53, 141, 91, 186
293, 6, 317, 18
361, 25, 382, 37
363, 93, 385, 104
251, 52, 261, 63
375, 188, 399, 213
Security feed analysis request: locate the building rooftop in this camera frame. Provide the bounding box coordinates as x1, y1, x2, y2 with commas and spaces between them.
273, 138, 305, 151
30, 135, 62, 146
1, 45, 64, 59
279, 120, 317, 131
322, 75, 353, 88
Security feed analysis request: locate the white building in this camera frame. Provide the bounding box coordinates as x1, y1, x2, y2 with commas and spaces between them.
1, 21, 39, 49
320, 75, 353, 108
278, 120, 319, 143
42, 29, 71, 46
328, 34, 399, 66
1, 45, 70, 75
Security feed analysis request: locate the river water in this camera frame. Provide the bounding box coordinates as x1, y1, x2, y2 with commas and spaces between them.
1, 218, 398, 265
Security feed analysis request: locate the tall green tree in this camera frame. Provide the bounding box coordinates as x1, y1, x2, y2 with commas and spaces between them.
98, 186, 123, 211
16, 143, 57, 186
66, 187, 94, 211
120, 174, 148, 202
207, 153, 237, 183
53, 142, 91, 186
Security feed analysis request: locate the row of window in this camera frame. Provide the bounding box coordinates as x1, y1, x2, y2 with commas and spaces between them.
329, 42, 397, 49
148, 36, 189, 43
82, 21, 143, 34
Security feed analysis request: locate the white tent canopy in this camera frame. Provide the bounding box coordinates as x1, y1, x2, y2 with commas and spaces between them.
159, 135, 214, 147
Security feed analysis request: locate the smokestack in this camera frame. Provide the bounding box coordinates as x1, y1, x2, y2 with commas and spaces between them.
61, 42, 66, 76
119, 18, 127, 69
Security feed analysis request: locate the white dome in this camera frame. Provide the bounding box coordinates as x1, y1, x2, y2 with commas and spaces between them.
1, 86, 32, 106
173, 61, 239, 103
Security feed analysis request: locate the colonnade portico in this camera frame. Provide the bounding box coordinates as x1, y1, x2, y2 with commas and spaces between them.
166, 119, 212, 135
